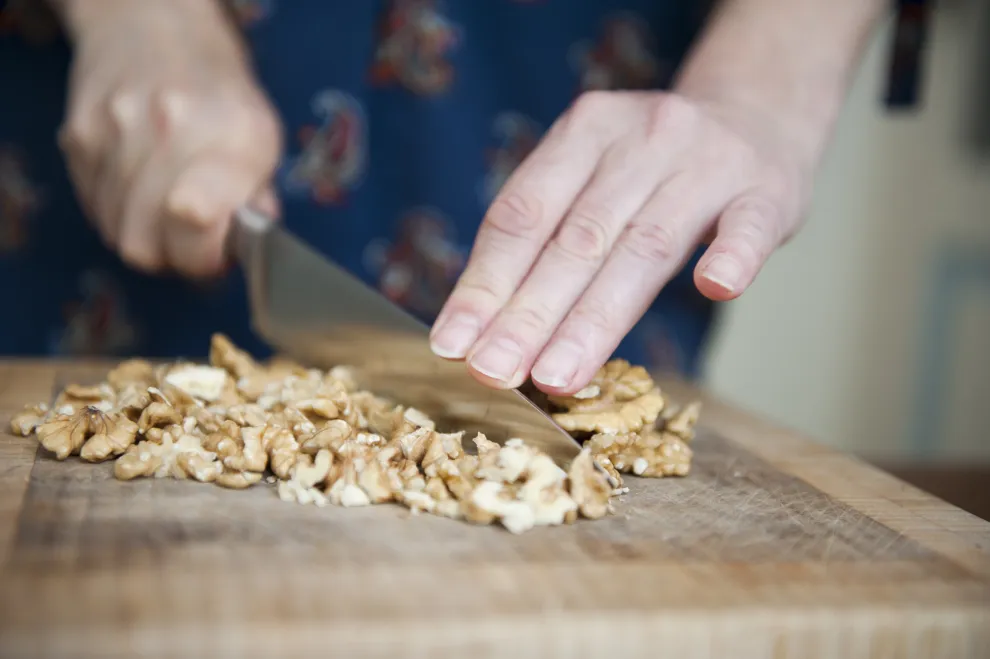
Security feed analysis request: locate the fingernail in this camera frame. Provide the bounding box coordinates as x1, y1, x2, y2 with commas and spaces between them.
701, 256, 742, 292
469, 338, 523, 383
430, 313, 481, 359
532, 340, 583, 389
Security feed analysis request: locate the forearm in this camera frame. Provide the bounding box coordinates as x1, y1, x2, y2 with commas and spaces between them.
675, 0, 889, 167
48, 0, 244, 51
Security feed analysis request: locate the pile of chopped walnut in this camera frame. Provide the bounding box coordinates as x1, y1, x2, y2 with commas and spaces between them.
10, 334, 701, 534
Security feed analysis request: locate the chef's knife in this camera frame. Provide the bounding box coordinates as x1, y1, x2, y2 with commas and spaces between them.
231, 206, 581, 465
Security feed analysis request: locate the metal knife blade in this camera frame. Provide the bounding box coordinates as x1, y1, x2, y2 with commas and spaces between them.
232, 207, 581, 465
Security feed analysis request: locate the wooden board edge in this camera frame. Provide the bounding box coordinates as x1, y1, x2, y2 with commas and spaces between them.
657, 377, 990, 579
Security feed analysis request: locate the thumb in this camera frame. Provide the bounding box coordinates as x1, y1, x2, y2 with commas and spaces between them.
694, 196, 781, 301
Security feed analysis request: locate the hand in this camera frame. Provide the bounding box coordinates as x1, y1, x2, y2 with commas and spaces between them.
431, 90, 811, 394
58, 0, 282, 277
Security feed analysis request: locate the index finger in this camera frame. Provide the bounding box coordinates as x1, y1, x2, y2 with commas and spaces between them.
430, 117, 602, 359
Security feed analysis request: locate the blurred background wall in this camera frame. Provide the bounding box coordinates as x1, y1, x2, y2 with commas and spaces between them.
703, 0, 990, 463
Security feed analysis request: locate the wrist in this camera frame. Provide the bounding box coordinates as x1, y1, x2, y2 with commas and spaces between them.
674, 73, 835, 175
673, 0, 887, 172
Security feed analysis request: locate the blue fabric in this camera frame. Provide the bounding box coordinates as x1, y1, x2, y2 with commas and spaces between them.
0, 0, 718, 378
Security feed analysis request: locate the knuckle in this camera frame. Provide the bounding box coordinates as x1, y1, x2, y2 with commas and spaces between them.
621, 221, 679, 263
484, 192, 543, 240
150, 88, 191, 135
455, 271, 512, 310
645, 94, 697, 143
572, 90, 612, 116
107, 91, 141, 132
552, 206, 613, 264
733, 197, 785, 247
504, 302, 555, 336
568, 302, 615, 336
558, 90, 613, 135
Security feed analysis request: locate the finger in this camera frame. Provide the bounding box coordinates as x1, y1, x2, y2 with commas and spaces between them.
117, 152, 173, 273
694, 195, 781, 301
164, 156, 273, 278
531, 173, 733, 394
58, 117, 107, 226
92, 92, 153, 245
430, 111, 607, 360
463, 143, 668, 389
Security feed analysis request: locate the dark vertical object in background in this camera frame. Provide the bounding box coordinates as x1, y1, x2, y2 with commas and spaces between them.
884, 0, 933, 111
963, 0, 990, 158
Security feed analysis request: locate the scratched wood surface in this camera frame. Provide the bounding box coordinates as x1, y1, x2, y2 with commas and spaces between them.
0, 361, 987, 659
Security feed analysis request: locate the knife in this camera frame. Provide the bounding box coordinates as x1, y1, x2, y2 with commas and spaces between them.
231, 206, 582, 466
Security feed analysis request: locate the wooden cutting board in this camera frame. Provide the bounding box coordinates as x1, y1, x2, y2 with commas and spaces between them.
0, 361, 987, 659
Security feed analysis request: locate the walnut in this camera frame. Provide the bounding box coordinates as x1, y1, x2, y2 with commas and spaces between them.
106, 359, 155, 390
660, 401, 702, 441
326, 365, 358, 392
469, 481, 533, 533
278, 449, 333, 506
421, 431, 464, 477
222, 404, 268, 428
221, 425, 269, 473
162, 364, 230, 403
326, 458, 372, 507
299, 419, 352, 454
78, 413, 140, 462
566, 448, 612, 520
53, 382, 115, 411
34, 407, 138, 462
216, 471, 263, 489
210, 333, 259, 379
516, 453, 578, 526
265, 427, 301, 479
113, 430, 221, 482
356, 457, 394, 503
476, 438, 536, 483
137, 402, 182, 435
114, 386, 153, 421
9, 403, 49, 436
548, 360, 666, 435
587, 429, 692, 478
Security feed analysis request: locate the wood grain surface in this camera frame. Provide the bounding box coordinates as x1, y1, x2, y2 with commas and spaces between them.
0, 362, 987, 659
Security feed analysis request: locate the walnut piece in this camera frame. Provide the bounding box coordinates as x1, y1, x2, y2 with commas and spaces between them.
549, 360, 666, 435
11, 333, 702, 533
33, 406, 139, 462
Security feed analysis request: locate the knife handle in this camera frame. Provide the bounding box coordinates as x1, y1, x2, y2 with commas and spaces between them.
229, 205, 275, 267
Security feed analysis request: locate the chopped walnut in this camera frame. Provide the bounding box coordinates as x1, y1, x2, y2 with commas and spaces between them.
106, 359, 155, 390
278, 449, 333, 505
9, 403, 49, 436
549, 360, 665, 435
114, 430, 221, 482
210, 333, 259, 379
660, 401, 702, 442
163, 364, 230, 403
216, 471, 263, 489
587, 429, 693, 478
567, 448, 612, 520
12, 333, 702, 533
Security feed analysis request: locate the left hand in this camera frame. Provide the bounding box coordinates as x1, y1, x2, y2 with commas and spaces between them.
430, 90, 812, 394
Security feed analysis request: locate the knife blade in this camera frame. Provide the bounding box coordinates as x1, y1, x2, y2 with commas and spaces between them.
231, 206, 581, 466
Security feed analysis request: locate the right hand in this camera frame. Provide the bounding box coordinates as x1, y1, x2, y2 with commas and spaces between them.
58, 0, 283, 277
